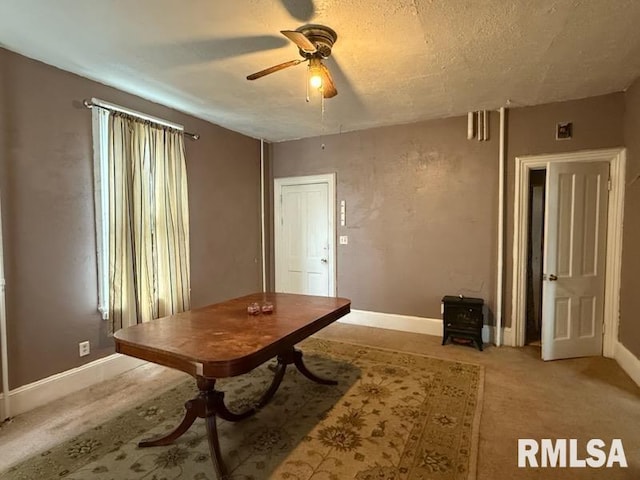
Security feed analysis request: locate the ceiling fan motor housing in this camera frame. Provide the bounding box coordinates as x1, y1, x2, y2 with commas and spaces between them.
245, 23, 338, 98
297, 24, 337, 59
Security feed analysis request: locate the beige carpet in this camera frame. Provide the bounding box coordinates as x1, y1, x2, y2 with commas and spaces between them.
316, 325, 640, 480
0, 338, 483, 480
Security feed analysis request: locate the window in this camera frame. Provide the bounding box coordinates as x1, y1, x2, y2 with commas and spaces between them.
92, 106, 110, 320
91, 99, 191, 332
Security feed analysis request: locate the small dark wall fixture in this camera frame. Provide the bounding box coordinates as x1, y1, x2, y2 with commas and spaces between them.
556, 122, 573, 140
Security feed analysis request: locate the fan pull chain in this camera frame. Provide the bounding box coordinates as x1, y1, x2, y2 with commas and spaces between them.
321, 90, 325, 119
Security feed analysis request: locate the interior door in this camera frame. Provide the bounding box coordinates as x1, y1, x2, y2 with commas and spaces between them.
541, 161, 609, 360
276, 182, 331, 296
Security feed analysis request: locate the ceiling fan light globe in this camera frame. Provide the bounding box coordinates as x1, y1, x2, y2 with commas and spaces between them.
310, 74, 323, 89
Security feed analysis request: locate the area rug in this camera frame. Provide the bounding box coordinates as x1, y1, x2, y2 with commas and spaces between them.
1, 339, 484, 480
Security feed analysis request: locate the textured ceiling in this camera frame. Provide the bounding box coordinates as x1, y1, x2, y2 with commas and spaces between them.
1, 0, 640, 142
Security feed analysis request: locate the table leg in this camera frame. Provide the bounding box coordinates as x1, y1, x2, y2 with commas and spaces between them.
213, 359, 288, 422
138, 349, 335, 478
205, 397, 228, 480
214, 346, 337, 420
282, 347, 338, 385
138, 378, 228, 479
138, 399, 198, 447
256, 360, 288, 409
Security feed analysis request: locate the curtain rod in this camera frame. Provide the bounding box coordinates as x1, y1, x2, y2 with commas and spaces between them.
83, 99, 200, 140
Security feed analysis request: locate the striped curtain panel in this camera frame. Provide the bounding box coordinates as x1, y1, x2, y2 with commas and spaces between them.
108, 112, 190, 332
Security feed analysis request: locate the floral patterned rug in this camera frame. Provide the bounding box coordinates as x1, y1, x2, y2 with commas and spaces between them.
1, 339, 484, 480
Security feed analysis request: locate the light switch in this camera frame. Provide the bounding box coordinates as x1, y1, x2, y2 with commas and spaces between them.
340, 200, 346, 226
339, 236, 348, 245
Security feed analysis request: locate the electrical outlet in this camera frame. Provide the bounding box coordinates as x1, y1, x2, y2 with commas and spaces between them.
79, 341, 90, 357
339, 235, 348, 245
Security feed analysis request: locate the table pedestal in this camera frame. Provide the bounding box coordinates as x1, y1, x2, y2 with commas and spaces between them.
138, 347, 336, 479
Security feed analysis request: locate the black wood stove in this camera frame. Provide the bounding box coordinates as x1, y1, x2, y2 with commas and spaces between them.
441, 295, 484, 351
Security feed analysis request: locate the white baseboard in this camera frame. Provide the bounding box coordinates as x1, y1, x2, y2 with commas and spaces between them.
339, 309, 512, 347
339, 309, 443, 336
0, 354, 146, 420
482, 324, 514, 346
503, 327, 514, 346
614, 341, 640, 387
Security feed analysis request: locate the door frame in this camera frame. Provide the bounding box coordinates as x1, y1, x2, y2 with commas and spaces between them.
511, 148, 626, 357
274, 173, 337, 296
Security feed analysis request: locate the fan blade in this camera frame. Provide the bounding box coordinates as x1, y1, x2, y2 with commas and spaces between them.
246, 59, 304, 80
280, 30, 317, 53
320, 63, 337, 98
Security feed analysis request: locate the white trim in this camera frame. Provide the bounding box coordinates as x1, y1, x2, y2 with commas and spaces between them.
603, 151, 626, 357
511, 148, 626, 353
339, 309, 443, 336
274, 174, 337, 296
502, 326, 514, 346
484, 324, 514, 346
496, 106, 506, 346
0, 354, 146, 420
91, 106, 110, 320
614, 341, 640, 387
0, 174, 9, 420
90, 97, 184, 132
339, 309, 512, 346
260, 139, 267, 292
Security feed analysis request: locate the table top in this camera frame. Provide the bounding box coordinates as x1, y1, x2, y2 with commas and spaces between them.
113, 292, 351, 378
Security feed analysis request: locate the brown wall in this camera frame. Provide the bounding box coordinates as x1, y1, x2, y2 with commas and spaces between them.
0, 48, 261, 389
0, 45, 635, 392
621, 79, 640, 357
271, 115, 500, 319
504, 94, 625, 327
271, 93, 627, 332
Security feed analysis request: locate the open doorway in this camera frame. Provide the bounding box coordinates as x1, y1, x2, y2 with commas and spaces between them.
512, 148, 626, 360
525, 169, 546, 346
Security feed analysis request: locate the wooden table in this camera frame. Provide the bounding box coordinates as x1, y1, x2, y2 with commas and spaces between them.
113, 292, 351, 479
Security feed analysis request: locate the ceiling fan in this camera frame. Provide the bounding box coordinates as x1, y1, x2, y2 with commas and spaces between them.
246, 24, 338, 98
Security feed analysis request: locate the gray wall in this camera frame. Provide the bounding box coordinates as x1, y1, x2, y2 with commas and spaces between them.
0, 48, 262, 389
621, 79, 640, 358
272, 115, 500, 319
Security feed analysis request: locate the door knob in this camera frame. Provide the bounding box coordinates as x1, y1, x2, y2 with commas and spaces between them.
320, 258, 328, 263
548, 274, 558, 281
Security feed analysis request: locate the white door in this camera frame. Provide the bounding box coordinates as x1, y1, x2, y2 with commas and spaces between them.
274, 175, 335, 296
542, 161, 609, 360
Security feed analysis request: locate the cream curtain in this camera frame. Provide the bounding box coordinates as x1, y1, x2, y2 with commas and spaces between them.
108, 112, 190, 332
